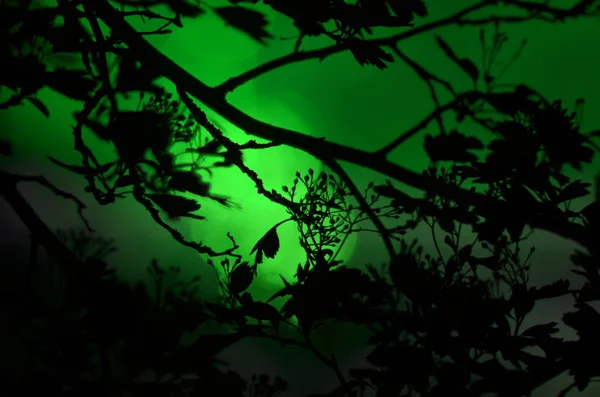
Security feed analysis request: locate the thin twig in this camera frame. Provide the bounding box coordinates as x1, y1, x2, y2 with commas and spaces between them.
376, 91, 480, 156
10, 172, 93, 232
177, 87, 303, 215
0, 169, 83, 271
324, 159, 395, 260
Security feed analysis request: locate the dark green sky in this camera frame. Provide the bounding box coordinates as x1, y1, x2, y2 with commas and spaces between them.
1, 0, 599, 395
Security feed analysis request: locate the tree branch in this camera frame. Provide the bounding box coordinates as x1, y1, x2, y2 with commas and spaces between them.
214, 0, 598, 95
214, 0, 497, 95
89, 0, 593, 250
4, 172, 93, 232
0, 169, 83, 270
324, 159, 395, 259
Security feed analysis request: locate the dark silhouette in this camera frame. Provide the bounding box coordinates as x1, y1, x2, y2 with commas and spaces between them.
1, 0, 600, 396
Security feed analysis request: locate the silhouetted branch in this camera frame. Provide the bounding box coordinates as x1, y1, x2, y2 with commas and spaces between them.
2, 171, 93, 232
376, 92, 476, 156
214, 0, 598, 95
386, 44, 459, 146
214, 0, 494, 95
238, 140, 282, 150
83, 1, 596, 250
0, 169, 83, 270
177, 88, 303, 215
325, 159, 395, 259
72, 84, 117, 206
129, 173, 241, 258
81, 2, 118, 119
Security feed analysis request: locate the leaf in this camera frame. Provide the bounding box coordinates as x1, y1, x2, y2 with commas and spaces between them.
327, 267, 371, 296
167, 0, 205, 17
115, 174, 136, 188
147, 194, 202, 217
443, 235, 456, 251
266, 276, 295, 303
229, 262, 255, 295
458, 58, 479, 82
521, 322, 559, 338
555, 180, 591, 203
168, 171, 211, 196
511, 284, 535, 319
349, 39, 395, 70
116, 57, 162, 94
578, 282, 600, 302
387, 0, 428, 18
534, 101, 595, 171
45, 69, 95, 101
484, 91, 535, 115
27, 97, 49, 117
242, 301, 281, 323
250, 224, 281, 265
458, 244, 473, 262
532, 279, 570, 300
434, 36, 479, 81
438, 217, 455, 234
563, 303, 600, 340
424, 130, 483, 163
214, 6, 272, 45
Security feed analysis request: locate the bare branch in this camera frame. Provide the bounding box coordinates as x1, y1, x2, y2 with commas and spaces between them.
238, 140, 282, 150
7, 172, 93, 232
0, 169, 83, 271
324, 159, 395, 260
72, 85, 117, 206
376, 92, 475, 157
81, 2, 119, 119
130, 180, 241, 258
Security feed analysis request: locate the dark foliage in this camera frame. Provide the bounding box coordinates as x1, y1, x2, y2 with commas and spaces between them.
1, 0, 600, 396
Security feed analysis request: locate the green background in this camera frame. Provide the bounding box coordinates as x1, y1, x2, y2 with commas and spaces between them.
1, 0, 599, 395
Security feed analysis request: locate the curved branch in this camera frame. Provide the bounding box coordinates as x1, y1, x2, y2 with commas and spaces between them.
324, 159, 395, 260
215, 0, 496, 95
90, 0, 593, 250
0, 169, 83, 270
5, 172, 93, 232
213, 0, 598, 95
